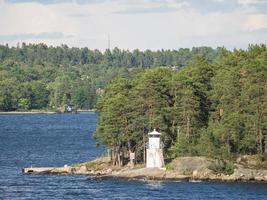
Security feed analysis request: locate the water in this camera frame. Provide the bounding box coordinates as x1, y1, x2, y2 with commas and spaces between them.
1, 113, 267, 200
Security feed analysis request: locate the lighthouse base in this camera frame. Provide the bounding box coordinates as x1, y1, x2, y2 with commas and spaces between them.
146, 149, 164, 168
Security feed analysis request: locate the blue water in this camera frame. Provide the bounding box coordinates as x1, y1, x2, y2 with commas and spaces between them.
0, 113, 267, 200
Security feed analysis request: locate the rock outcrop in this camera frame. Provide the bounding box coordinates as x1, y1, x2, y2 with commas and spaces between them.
22, 156, 267, 183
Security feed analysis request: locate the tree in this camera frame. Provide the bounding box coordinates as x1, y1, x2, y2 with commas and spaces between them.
94, 78, 132, 166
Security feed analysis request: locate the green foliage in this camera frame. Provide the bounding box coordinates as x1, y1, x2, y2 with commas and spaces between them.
208, 44, 267, 155
0, 44, 218, 111
18, 98, 30, 111
209, 158, 235, 175
165, 163, 174, 170
1, 43, 266, 163
170, 133, 195, 157
95, 44, 267, 165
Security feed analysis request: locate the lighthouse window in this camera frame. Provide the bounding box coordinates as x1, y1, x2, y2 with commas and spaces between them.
150, 135, 160, 138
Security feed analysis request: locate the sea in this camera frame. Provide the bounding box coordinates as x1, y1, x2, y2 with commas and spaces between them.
0, 112, 267, 200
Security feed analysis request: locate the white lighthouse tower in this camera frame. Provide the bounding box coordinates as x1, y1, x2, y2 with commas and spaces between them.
146, 129, 164, 168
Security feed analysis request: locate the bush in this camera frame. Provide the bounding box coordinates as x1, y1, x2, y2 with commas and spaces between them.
165, 163, 174, 170
209, 158, 234, 175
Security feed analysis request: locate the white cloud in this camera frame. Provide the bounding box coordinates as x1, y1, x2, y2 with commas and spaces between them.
243, 14, 267, 31
238, 0, 267, 5
0, 0, 266, 50
211, 0, 225, 2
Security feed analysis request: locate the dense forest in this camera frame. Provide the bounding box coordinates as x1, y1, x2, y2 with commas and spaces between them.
94, 44, 267, 166
0, 43, 218, 111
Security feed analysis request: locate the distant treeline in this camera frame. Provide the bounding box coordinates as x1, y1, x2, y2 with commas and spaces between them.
94, 45, 267, 166
0, 43, 218, 68
0, 43, 219, 111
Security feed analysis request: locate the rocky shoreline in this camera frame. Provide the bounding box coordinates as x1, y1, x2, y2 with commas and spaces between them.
22, 156, 267, 183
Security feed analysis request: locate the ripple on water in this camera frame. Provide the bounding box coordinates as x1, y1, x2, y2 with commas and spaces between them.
1, 113, 267, 200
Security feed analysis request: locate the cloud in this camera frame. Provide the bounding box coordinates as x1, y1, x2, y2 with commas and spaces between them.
243, 14, 267, 31
68, 13, 91, 18
187, 0, 238, 14
180, 27, 267, 49
113, 6, 178, 15
6, 0, 63, 4
0, 0, 266, 50
237, 0, 267, 5
237, 0, 267, 13
5, 0, 106, 4
0, 32, 71, 41
112, 1, 190, 15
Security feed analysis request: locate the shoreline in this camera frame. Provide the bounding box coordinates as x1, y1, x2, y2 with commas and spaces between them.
0, 111, 56, 115
0, 110, 96, 115
22, 156, 267, 184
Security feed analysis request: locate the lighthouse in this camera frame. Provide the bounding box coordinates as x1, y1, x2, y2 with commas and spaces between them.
146, 129, 164, 168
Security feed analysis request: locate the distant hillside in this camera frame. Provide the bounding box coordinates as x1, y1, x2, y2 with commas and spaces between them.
0, 43, 219, 111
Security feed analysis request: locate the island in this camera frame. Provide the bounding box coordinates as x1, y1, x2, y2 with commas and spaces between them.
23, 127, 267, 183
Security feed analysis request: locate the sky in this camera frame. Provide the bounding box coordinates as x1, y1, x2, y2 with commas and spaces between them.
0, 0, 267, 50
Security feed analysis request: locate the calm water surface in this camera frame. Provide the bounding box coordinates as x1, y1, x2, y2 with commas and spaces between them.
0, 113, 267, 200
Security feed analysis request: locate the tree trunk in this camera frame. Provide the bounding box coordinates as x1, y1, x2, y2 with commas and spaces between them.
259, 128, 263, 155
112, 146, 116, 166
107, 148, 111, 161
227, 136, 231, 154
143, 132, 146, 164
172, 119, 175, 137
117, 146, 121, 167
186, 115, 190, 139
